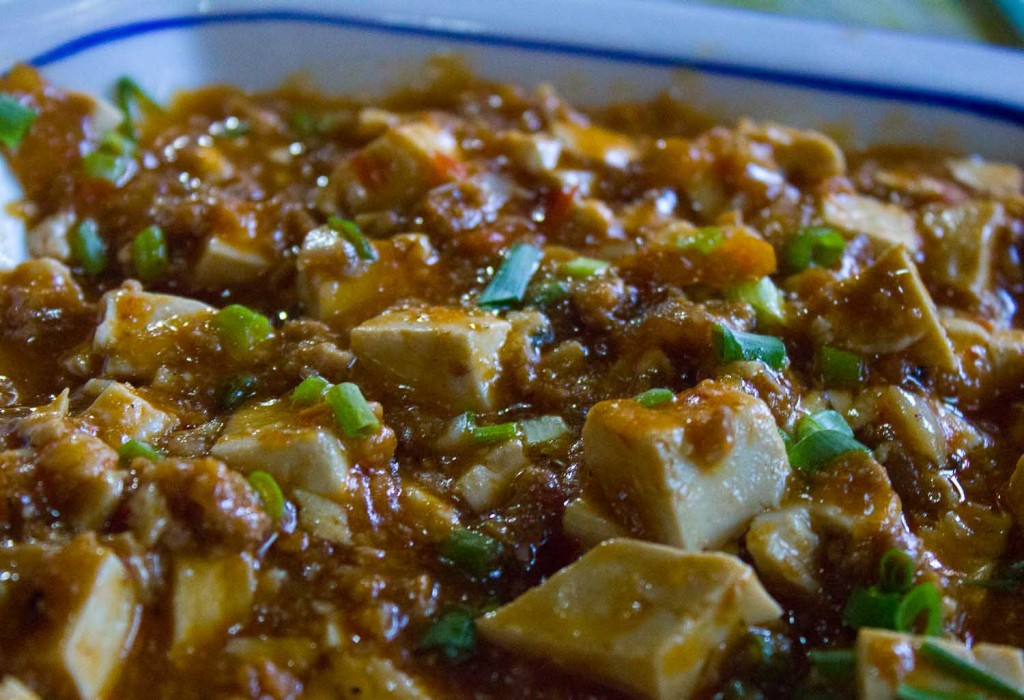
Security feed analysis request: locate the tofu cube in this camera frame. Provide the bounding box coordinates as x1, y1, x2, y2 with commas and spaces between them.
211, 399, 352, 500
947, 158, 1023, 197
562, 496, 630, 550
582, 380, 789, 550
26, 211, 75, 261
307, 652, 436, 700
1007, 456, 1024, 528
93, 285, 213, 381
170, 554, 256, 657
477, 538, 781, 700
192, 236, 271, 288
351, 306, 511, 412
294, 489, 353, 545
822, 192, 921, 251
856, 629, 1024, 699
921, 201, 1004, 300
0, 677, 41, 700
745, 506, 821, 595
80, 380, 178, 448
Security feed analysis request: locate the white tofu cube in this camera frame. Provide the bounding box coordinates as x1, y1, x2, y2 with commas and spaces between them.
351, 306, 511, 412
192, 236, 271, 288
856, 629, 1024, 699
921, 201, 1004, 300
745, 506, 821, 595
947, 158, 1023, 197
26, 211, 75, 261
294, 489, 352, 545
822, 192, 921, 251
306, 652, 436, 699
0, 677, 41, 700
562, 496, 630, 550
80, 380, 178, 448
170, 554, 256, 657
582, 380, 789, 551
93, 285, 213, 381
477, 538, 781, 700
211, 399, 352, 500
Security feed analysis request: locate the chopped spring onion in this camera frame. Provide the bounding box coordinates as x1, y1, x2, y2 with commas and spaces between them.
417, 611, 476, 659
478, 242, 543, 309
328, 216, 377, 262
292, 375, 331, 404
784, 226, 846, 272
896, 684, 984, 700
440, 528, 503, 577
0, 93, 37, 148
919, 641, 1024, 700
676, 226, 724, 254
526, 278, 569, 306
114, 76, 161, 141
879, 548, 916, 595
520, 415, 570, 445
247, 470, 285, 521
778, 427, 793, 451
470, 421, 519, 444
69, 219, 107, 276
560, 256, 609, 278
966, 562, 1024, 591
216, 117, 250, 138
795, 410, 854, 441
213, 304, 273, 355
788, 428, 869, 474
325, 382, 380, 438
727, 277, 786, 325
118, 439, 163, 464
221, 374, 258, 411
132, 225, 168, 282
817, 346, 864, 389
842, 586, 902, 630
290, 110, 316, 136
894, 582, 943, 636
634, 387, 675, 408
712, 324, 788, 370
807, 649, 856, 682
83, 131, 135, 184
743, 628, 792, 682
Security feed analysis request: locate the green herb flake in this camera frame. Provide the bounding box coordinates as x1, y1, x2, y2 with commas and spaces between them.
0, 93, 37, 148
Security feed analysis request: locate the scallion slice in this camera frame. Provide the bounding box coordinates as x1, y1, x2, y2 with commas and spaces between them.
727, 277, 786, 325
807, 649, 856, 682
83, 131, 135, 184
132, 225, 168, 282
879, 548, 916, 594
896, 684, 984, 700
248, 470, 285, 521
795, 410, 854, 441
788, 428, 869, 473
712, 324, 788, 370
560, 256, 609, 278
114, 76, 161, 141
478, 243, 543, 309
221, 374, 258, 411
817, 345, 864, 389
328, 216, 377, 262
213, 304, 273, 355
292, 375, 331, 404
894, 582, 943, 636
919, 641, 1024, 700
634, 388, 674, 408
526, 278, 569, 306
417, 611, 476, 659
470, 421, 519, 444
118, 439, 163, 465
69, 219, 107, 276
0, 93, 37, 148
676, 226, 724, 253
784, 226, 846, 271
440, 528, 503, 577
325, 382, 380, 438
520, 415, 570, 445
842, 586, 902, 630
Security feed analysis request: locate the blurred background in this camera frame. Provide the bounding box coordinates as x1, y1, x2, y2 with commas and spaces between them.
688, 0, 1024, 47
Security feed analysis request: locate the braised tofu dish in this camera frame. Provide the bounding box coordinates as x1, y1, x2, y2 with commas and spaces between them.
3, 62, 1024, 699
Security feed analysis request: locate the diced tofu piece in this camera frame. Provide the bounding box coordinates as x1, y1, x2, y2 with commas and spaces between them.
823, 192, 920, 251
322, 119, 460, 213
0, 156, 28, 271
856, 629, 1024, 699
947, 157, 1023, 197
224, 637, 319, 674
298, 228, 438, 332
498, 131, 562, 173
80, 380, 178, 447
93, 285, 213, 381
351, 306, 511, 412
454, 439, 529, 512
814, 246, 956, 371
401, 484, 460, 540
582, 380, 789, 550
478, 538, 782, 700
989, 329, 1024, 389
0, 677, 41, 700
26, 211, 75, 261
562, 496, 630, 550
211, 399, 352, 500
0, 537, 139, 700
192, 236, 271, 288
1007, 456, 1024, 528
294, 489, 352, 545
739, 120, 846, 181
745, 507, 821, 595
307, 652, 436, 700
856, 387, 948, 465
921, 201, 1004, 300
552, 120, 638, 169
170, 554, 256, 657
83, 94, 124, 136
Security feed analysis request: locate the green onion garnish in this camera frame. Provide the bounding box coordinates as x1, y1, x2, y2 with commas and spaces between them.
478, 242, 543, 309
290, 110, 316, 136
292, 375, 331, 404
879, 549, 916, 594
807, 649, 856, 682
897, 684, 984, 700
213, 304, 273, 355
520, 415, 570, 445
787, 428, 869, 473
0, 93, 37, 148
440, 529, 503, 577
470, 421, 519, 444
221, 374, 258, 411
817, 346, 864, 389
118, 439, 163, 465
114, 76, 161, 142
676, 226, 724, 254
712, 324, 788, 370
417, 611, 476, 659
69, 219, 107, 276
217, 118, 250, 138
727, 277, 786, 325
525, 278, 569, 306
132, 225, 168, 282
83, 131, 135, 184
560, 256, 609, 278
327, 216, 377, 262
842, 586, 902, 630
919, 641, 1024, 700
634, 388, 675, 408
784, 226, 846, 272
325, 382, 380, 438
247, 470, 285, 521
894, 582, 943, 636
966, 562, 1024, 591
795, 410, 854, 441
